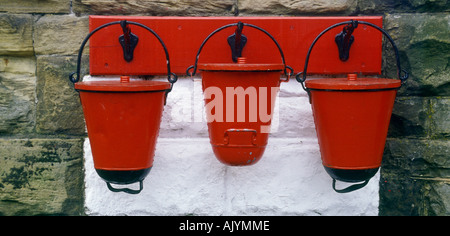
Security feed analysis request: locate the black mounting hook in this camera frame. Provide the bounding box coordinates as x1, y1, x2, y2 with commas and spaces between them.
335, 20, 358, 62
296, 19, 409, 101
119, 20, 139, 63
227, 21, 247, 62
70, 20, 177, 91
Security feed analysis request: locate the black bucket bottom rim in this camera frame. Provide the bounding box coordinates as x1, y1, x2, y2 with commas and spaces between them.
324, 166, 379, 183
96, 168, 151, 185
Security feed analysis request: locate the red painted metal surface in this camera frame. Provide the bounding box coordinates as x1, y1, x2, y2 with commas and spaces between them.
75, 80, 170, 92
306, 74, 401, 172
75, 78, 169, 176
89, 16, 383, 76
198, 61, 283, 166
306, 74, 401, 90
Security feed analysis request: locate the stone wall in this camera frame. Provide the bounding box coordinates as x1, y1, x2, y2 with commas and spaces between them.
0, 0, 448, 216
381, 12, 450, 216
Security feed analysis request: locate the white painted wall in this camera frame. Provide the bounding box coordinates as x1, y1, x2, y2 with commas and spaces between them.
83, 76, 379, 216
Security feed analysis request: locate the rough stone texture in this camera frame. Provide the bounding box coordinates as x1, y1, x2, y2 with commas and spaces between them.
380, 138, 450, 215
0, 14, 33, 56
36, 56, 87, 135
0, 0, 70, 14
379, 12, 449, 216
357, 0, 449, 14
34, 15, 89, 56
428, 97, 450, 139
383, 139, 449, 178
388, 96, 450, 138
0, 138, 84, 216
424, 181, 450, 215
238, 0, 357, 15
0, 57, 36, 135
73, 0, 236, 16
384, 13, 450, 96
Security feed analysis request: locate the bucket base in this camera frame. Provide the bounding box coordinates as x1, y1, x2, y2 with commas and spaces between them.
324, 166, 379, 183
212, 146, 265, 166
96, 168, 152, 185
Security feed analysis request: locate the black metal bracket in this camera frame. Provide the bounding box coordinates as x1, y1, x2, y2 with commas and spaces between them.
119, 20, 139, 63
335, 20, 358, 62
186, 22, 292, 80
227, 21, 247, 62
296, 20, 409, 103
70, 20, 177, 93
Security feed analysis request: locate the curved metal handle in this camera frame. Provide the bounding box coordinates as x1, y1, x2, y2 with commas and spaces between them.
295, 20, 409, 92
186, 22, 293, 81
69, 20, 177, 90
332, 178, 369, 194
106, 180, 143, 195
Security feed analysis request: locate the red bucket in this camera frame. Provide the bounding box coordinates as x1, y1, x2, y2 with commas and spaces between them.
198, 61, 284, 165
296, 20, 408, 192
307, 74, 400, 184
75, 78, 170, 193
187, 22, 292, 166
70, 20, 177, 194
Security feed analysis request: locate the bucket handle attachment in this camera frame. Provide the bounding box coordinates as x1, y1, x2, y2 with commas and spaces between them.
296, 20, 409, 93
224, 129, 257, 146
106, 180, 143, 195
69, 20, 178, 93
228, 21, 248, 63
335, 20, 357, 62
186, 21, 293, 82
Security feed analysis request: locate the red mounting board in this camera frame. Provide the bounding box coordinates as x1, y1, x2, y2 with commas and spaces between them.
89, 16, 383, 76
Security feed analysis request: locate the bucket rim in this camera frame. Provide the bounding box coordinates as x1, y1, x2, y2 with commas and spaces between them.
198, 63, 284, 72
74, 80, 171, 92
305, 77, 401, 91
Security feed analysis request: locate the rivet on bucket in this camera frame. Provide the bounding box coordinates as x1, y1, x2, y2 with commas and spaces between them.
120, 75, 130, 83
347, 73, 357, 81
237, 57, 247, 64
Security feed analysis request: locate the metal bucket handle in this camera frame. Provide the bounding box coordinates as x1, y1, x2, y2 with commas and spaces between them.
295, 20, 409, 93
106, 181, 143, 195
332, 179, 369, 194
186, 21, 294, 82
69, 20, 178, 93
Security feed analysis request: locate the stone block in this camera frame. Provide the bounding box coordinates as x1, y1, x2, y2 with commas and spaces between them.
383, 138, 449, 178
34, 15, 89, 56
388, 97, 428, 137
0, 56, 35, 75
238, 0, 357, 15
384, 13, 450, 96
380, 138, 450, 215
73, 0, 236, 16
36, 56, 87, 135
388, 96, 450, 138
0, 13, 33, 56
428, 97, 450, 139
357, 0, 449, 14
422, 180, 450, 215
0, 0, 70, 14
379, 174, 422, 215
0, 138, 84, 216
380, 175, 450, 216
0, 56, 36, 135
